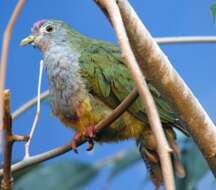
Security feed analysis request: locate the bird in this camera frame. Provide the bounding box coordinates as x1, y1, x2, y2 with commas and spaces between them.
21, 19, 187, 188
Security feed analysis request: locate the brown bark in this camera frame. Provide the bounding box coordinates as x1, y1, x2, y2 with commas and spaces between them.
117, 0, 216, 176
1, 91, 13, 190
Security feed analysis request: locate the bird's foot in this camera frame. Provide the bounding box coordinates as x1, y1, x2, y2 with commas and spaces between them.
85, 125, 96, 151
70, 126, 97, 153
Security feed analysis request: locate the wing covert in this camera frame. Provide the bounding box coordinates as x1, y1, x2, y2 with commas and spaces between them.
79, 43, 177, 124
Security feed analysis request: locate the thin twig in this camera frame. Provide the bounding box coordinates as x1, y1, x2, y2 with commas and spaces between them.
0, 0, 26, 150
156, 36, 216, 44
117, 0, 216, 177
10, 135, 29, 142
95, 1, 175, 189
0, 88, 138, 176
1, 90, 13, 190
24, 60, 44, 159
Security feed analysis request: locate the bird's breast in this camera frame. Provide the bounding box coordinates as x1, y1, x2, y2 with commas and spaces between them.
44, 48, 85, 118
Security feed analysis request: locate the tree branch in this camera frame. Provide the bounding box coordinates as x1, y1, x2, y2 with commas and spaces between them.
95, 1, 175, 190
0, 88, 138, 176
0, 144, 71, 176
0, 0, 26, 150
155, 36, 216, 44
24, 60, 44, 159
117, 0, 216, 176
1, 91, 13, 190
10, 135, 29, 142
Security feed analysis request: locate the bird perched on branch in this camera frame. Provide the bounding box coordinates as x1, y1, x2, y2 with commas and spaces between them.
21, 19, 187, 188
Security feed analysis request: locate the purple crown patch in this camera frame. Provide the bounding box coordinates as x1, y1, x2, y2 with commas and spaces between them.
32, 19, 48, 31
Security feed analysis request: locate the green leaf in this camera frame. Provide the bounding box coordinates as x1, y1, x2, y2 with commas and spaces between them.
210, 4, 216, 23
14, 160, 99, 190
176, 139, 209, 190
108, 149, 141, 180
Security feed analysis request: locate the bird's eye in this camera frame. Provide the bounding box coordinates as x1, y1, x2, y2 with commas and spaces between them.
45, 25, 53, 33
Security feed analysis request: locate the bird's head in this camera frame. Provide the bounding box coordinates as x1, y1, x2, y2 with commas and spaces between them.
20, 19, 69, 52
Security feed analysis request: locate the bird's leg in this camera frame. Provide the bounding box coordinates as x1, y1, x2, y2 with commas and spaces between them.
70, 125, 97, 153
71, 131, 82, 153
85, 125, 96, 139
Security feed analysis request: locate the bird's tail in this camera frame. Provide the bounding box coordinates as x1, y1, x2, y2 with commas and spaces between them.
137, 125, 185, 189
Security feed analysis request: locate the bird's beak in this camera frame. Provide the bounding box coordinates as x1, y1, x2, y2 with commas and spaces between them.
20, 35, 35, 46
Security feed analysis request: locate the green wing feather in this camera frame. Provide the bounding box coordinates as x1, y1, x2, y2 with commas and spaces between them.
77, 39, 187, 187
79, 41, 179, 125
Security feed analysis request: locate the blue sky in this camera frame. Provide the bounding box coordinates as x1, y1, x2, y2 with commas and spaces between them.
1, 0, 216, 189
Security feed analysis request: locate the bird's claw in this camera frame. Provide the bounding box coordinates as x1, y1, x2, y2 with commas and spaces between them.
86, 139, 94, 151
70, 126, 96, 153
71, 140, 79, 154
85, 126, 96, 151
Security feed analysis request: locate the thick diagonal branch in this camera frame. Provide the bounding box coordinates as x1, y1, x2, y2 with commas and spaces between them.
95, 1, 175, 190
116, 0, 216, 176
